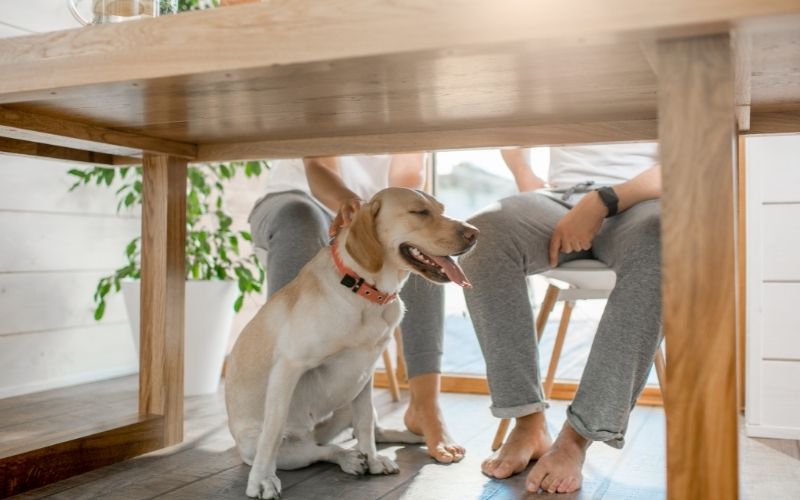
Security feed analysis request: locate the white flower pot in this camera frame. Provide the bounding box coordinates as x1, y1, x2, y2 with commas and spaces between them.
122, 280, 238, 396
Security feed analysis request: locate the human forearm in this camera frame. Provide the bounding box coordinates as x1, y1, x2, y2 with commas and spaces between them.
501, 148, 546, 192
611, 164, 661, 213
303, 157, 361, 212
548, 164, 661, 265
389, 153, 426, 189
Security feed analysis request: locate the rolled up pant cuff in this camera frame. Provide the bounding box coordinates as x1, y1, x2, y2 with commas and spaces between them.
404, 351, 442, 379
490, 401, 549, 419
565, 405, 625, 449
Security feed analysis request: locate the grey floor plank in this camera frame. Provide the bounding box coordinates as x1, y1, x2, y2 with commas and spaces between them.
10, 374, 800, 500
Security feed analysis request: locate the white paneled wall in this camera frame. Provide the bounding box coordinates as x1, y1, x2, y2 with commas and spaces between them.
0, 4, 141, 397
746, 135, 800, 439
0, 2, 272, 397
0, 157, 140, 397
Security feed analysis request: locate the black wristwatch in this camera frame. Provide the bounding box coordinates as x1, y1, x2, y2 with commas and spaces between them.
595, 186, 619, 218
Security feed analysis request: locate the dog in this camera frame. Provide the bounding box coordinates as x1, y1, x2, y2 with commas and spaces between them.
225, 187, 478, 499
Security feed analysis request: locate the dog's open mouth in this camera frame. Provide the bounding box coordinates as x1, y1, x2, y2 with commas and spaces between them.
399, 243, 471, 288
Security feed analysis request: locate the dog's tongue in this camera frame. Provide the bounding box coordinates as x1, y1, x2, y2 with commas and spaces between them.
430, 255, 471, 288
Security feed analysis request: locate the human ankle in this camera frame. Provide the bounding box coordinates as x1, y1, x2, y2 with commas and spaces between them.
558, 422, 590, 450
407, 373, 441, 410
514, 412, 547, 432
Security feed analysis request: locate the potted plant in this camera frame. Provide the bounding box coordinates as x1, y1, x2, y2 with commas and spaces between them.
68, 159, 267, 395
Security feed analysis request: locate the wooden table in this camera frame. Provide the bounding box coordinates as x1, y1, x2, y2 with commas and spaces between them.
0, 1, 798, 498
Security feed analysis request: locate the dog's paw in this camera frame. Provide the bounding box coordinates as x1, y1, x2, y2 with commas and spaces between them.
337, 449, 369, 476
246, 472, 281, 499
368, 454, 400, 475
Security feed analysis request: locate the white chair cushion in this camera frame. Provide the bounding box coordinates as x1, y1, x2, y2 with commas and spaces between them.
542, 259, 616, 291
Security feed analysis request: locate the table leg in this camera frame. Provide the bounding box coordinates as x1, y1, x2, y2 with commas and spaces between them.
139, 153, 187, 447
658, 35, 738, 500
657, 34, 739, 499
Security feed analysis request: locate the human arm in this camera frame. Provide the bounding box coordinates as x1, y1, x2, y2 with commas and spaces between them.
303, 156, 363, 236
388, 152, 426, 189
549, 164, 662, 266
501, 148, 547, 192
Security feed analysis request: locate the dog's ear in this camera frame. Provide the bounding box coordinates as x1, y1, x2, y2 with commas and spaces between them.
345, 200, 383, 274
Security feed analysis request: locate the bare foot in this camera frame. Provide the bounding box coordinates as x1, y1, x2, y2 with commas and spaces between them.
404, 373, 465, 464
404, 402, 465, 463
481, 412, 552, 479
526, 421, 589, 494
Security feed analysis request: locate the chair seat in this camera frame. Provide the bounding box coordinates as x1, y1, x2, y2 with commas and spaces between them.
542, 259, 616, 291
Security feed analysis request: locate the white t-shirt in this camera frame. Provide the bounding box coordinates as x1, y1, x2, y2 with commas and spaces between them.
254, 155, 392, 216
547, 143, 658, 189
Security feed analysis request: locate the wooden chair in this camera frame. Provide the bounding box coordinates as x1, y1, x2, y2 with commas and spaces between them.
491, 259, 667, 451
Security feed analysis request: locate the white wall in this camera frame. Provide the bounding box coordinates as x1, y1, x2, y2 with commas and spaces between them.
0, 3, 142, 398
746, 134, 800, 439
0, 3, 272, 398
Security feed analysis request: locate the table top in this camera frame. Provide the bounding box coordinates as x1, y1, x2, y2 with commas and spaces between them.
0, 0, 799, 161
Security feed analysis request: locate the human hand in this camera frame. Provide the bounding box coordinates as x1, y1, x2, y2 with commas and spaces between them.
329, 197, 364, 238
549, 192, 607, 266
515, 172, 547, 192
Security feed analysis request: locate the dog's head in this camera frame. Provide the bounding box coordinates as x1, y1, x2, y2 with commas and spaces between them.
345, 187, 478, 286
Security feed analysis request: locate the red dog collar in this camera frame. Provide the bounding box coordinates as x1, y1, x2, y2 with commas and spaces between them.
331, 239, 397, 306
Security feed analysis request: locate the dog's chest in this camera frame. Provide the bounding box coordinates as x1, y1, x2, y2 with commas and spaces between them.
295, 343, 384, 422
327, 301, 401, 349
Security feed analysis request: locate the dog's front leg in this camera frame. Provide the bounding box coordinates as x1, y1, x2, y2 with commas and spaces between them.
246, 359, 304, 499
351, 378, 400, 475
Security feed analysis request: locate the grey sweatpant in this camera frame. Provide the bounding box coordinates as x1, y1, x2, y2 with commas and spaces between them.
249, 191, 445, 378
460, 192, 662, 448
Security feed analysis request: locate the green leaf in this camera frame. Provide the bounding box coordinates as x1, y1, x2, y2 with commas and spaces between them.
245, 161, 262, 177
240, 231, 252, 242
102, 168, 114, 186
233, 294, 244, 312
94, 300, 106, 321
126, 239, 138, 257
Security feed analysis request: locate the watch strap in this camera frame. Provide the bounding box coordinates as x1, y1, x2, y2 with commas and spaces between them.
596, 186, 619, 217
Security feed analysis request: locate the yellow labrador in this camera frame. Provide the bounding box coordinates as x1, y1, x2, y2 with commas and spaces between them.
226, 187, 478, 499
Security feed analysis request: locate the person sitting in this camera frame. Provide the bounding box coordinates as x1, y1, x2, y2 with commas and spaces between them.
460, 143, 662, 493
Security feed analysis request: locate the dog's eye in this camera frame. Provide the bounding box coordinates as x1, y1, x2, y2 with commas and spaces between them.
410, 209, 431, 216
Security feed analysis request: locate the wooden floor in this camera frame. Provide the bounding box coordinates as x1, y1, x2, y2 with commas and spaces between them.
2, 376, 799, 499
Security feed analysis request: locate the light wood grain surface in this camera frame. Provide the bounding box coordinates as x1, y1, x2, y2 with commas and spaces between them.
657, 34, 739, 500
0, 106, 195, 158
139, 154, 187, 447
0, 1, 797, 158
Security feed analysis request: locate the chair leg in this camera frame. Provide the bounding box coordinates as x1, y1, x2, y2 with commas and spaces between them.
654, 343, 667, 398
382, 348, 401, 402
492, 418, 511, 451
394, 327, 407, 384
543, 300, 573, 398
536, 285, 560, 340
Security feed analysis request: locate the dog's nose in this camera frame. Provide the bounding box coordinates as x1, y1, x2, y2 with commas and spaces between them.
461, 224, 479, 244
